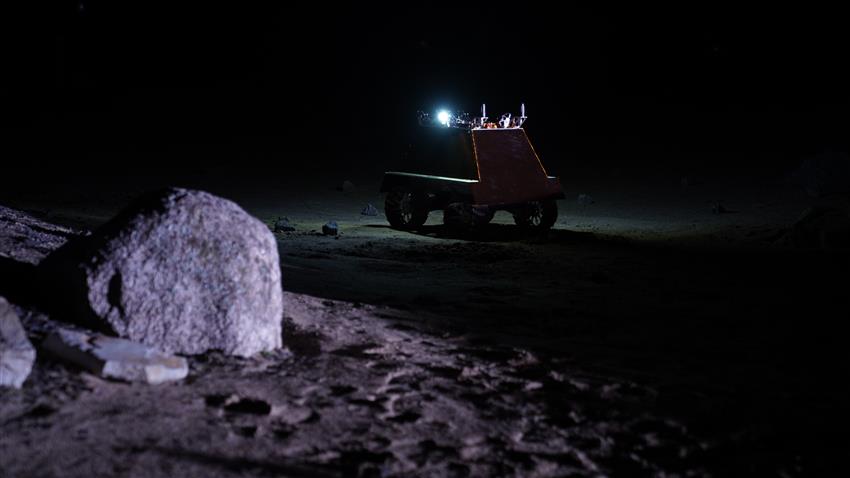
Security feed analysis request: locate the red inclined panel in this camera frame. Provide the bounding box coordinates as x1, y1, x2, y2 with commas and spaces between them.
470, 129, 563, 206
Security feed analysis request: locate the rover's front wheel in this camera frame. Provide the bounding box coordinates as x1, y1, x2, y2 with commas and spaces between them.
513, 200, 557, 230
385, 190, 429, 230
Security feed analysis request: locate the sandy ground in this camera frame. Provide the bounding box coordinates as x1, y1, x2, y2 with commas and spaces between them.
1, 169, 849, 477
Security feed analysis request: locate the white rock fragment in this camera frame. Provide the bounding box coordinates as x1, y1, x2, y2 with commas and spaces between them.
0, 297, 36, 388
42, 328, 188, 384
271, 403, 314, 424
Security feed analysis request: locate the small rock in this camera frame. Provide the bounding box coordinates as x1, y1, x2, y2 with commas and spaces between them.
42, 328, 188, 385
361, 204, 379, 216
577, 194, 594, 205
338, 180, 356, 193
272, 404, 315, 424
274, 216, 295, 232
322, 221, 339, 236
0, 297, 36, 388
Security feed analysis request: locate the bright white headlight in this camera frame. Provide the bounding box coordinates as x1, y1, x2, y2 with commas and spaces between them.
437, 110, 450, 126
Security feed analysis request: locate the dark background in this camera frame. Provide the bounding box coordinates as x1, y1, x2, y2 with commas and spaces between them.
1, 3, 847, 187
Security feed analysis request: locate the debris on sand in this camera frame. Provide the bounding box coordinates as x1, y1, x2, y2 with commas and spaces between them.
40, 188, 284, 357
578, 194, 595, 205
361, 204, 379, 216
42, 328, 188, 384
337, 180, 356, 193
274, 216, 295, 232
322, 221, 339, 236
0, 296, 36, 388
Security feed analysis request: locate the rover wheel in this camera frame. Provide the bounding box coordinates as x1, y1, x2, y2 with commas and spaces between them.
385, 190, 429, 229
513, 200, 557, 230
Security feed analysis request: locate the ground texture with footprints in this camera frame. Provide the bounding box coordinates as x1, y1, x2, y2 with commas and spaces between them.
2, 180, 847, 477
2, 293, 708, 477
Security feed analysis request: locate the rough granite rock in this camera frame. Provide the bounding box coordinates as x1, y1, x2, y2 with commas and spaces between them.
41, 188, 283, 357
42, 328, 188, 384
0, 296, 36, 388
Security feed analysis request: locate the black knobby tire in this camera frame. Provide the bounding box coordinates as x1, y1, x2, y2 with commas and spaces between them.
513, 200, 557, 230
385, 190, 429, 229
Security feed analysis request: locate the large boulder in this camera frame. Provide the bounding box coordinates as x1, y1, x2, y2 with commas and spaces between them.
0, 296, 36, 388
41, 188, 283, 357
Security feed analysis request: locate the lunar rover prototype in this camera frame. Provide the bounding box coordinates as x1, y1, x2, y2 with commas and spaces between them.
380, 104, 564, 230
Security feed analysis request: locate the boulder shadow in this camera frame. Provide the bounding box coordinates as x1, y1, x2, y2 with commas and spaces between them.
0, 256, 40, 308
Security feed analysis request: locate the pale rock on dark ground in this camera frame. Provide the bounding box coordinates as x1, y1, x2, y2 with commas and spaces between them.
0, 296, 35, 388
39, 188, 283, 357
41, 328, 188, 385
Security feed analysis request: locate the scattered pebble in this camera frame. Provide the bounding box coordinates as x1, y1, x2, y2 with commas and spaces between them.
274, 216, 295, 232
361, 204, 379, 216
322, 221, 339, 236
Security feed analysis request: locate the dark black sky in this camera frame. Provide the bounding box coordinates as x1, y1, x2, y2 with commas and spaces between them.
1, 3, 848, 182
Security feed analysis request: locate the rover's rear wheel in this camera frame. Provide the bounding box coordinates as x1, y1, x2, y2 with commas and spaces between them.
513, 200, 557, 230
385, 190, 429, 229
